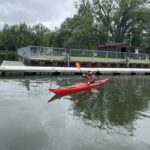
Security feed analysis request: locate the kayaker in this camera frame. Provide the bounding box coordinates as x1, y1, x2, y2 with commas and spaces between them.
82, 71, 96, 84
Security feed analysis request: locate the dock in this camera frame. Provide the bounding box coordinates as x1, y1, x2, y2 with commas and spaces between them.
1, 61, 150, 76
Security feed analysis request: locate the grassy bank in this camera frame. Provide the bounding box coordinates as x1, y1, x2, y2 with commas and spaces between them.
33, 54, 150, 64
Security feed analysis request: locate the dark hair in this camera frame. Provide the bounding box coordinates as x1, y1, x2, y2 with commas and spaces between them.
88, 71, 92, 75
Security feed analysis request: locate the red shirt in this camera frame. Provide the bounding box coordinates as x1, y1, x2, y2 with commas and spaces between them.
86, 74, 91, 82
86, 74, 96, 83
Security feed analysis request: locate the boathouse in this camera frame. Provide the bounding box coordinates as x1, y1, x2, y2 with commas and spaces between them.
98, 43, 130, 53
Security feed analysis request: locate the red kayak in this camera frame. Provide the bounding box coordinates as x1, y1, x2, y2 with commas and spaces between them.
49, 79, 109, 95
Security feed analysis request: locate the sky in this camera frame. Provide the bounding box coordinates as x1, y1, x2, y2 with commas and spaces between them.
0, 0, 77, 30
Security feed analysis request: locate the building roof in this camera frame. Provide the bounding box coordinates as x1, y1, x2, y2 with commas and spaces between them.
99, 42, 130, 48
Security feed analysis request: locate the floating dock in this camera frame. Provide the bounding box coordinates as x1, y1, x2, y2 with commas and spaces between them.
1, 61, 150, 76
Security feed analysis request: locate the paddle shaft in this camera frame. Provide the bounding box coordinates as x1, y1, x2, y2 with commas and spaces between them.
76, 62, 83, 74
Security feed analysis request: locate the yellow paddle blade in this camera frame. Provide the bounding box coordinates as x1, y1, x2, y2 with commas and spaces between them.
75, 62, 80, 70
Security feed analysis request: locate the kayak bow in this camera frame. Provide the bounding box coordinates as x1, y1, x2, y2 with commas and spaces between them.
49, 79, 109, 95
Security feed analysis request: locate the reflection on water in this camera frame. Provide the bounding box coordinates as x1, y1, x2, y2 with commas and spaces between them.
71, 77, 150, 132
49, 76, 150, 135
0, 76, 150, 150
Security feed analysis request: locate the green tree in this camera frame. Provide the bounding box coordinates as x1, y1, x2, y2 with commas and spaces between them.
58, 0, 102, 49
0, 24, 16, 51
92, 0, 150, 43
15, 23, 33, 48
0, 23, 34, 51
32, 23, 50, 46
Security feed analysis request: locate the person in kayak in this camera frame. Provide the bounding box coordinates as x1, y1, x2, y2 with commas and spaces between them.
82, 71, 96, 84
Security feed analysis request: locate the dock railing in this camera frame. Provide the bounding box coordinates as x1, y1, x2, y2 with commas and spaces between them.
69, 49, 150, 64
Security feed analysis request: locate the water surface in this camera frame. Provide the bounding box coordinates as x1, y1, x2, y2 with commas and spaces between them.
0, 76, 150, 150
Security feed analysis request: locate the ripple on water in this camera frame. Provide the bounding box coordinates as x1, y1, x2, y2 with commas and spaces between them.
0, 76, 150, 150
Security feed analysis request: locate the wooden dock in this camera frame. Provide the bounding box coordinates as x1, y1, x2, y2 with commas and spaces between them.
1, 61, 150, 76
1, 61, 25, 66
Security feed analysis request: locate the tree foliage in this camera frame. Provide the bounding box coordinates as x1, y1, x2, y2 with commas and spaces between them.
92, 0, 150, 43
0, 0, 150, 51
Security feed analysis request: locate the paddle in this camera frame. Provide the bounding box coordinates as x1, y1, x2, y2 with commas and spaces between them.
75, 62, 91, 88
75, 62, 83, 74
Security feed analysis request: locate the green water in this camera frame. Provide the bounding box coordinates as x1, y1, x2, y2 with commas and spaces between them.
0, 76, 150, 150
